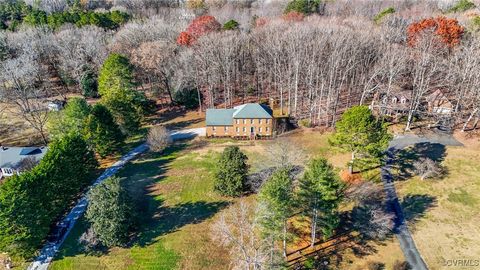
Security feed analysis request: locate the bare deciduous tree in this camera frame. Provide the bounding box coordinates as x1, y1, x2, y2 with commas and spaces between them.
413, 157, 444, 180
212, 200, 280, 270
147, 125, 172, 152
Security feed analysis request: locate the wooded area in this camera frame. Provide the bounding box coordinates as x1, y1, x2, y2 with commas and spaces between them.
1, 0, 480, 143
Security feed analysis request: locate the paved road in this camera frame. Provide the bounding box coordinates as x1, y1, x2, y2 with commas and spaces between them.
381, 133, 462, 270
28, 128, 205, 270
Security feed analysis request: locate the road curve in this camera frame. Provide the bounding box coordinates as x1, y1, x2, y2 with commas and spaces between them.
381, 133, 462, 270
28, 128, 205, 270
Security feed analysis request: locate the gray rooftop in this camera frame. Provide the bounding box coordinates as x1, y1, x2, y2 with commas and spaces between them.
0, 146, 48, 168
206, 109, 236, 126
233, 103, 273, 119
206, 103, 273, 126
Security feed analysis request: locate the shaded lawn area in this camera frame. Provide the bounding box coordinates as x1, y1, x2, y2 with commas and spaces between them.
395, 138, 480, 268
50, 142, 231, 270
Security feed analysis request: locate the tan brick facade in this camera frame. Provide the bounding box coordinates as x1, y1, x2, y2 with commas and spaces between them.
206, 118, 274, 138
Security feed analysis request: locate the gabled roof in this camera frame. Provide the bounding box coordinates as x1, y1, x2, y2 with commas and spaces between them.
0, 146, 47, 168
205, 103, 273, 126
206, 109, 236, 126
232, 103, 273, 119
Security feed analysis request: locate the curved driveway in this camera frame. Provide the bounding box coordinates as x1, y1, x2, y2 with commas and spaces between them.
382, 133, 462, 270
28, 128, 205, 270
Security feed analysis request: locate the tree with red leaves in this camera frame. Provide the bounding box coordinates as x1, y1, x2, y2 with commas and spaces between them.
177, 15, 221, 46
407, 17, 464, 48
177, 31, 194, 46
283, 11, 305, 22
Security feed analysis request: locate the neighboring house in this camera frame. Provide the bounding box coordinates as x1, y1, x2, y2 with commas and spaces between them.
371, 90, 411, 116
0, 146, 47, 179
206, 103, 274, 138
426, 89, 454, 115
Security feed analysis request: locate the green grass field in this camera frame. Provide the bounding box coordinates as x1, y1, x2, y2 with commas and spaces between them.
50, 142, 231, 270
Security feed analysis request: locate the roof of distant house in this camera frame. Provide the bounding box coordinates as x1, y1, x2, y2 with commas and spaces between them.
0, 146, 48, 168
206, 103, 273, 126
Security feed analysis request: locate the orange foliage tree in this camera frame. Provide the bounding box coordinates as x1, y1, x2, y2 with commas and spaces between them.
177, 31, 194, 46
283, 11, 305, 22
407, 17, 464, 48
177, 15, 221, 46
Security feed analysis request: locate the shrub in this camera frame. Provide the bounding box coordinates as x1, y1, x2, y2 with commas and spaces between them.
284, 0, 321, 15
147, 126, 171, 153
373, 7, 395, 24
79, 227, 102, 253
85, 176, 134, 247
298, 119, 311, 128
448, 0, 476, 13
214, 146, 249, 197
393, 260, 411, 270
472, 16, 480, 30
223, 19, 239, 30
367, 261, 385, 270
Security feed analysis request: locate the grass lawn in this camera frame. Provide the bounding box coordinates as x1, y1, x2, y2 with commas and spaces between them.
50, 129, 407, 270
50, 142, 231, 270
394, 134, 480, 269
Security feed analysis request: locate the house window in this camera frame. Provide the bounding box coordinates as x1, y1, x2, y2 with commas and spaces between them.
266, 119, 269, 124
236, 119, 239, 125
258, 127, 262, 133
400, 97, 407, 104
225, 126, 229, 132
266, 127, 270, 133
236, 127, 239, 132
259, 119, 262, 124
243, 127, 246, 133
213, 126, 216, 131
243, 119, 246, 124
250, 119, 254, 124
392, 97, 398, 104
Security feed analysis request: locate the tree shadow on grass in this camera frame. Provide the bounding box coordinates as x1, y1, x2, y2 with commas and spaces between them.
392, 142, 447, 180
294, 194, 437, 268
134, 200, 229, 247
400, 194, 437, 226
54, 142, 229, 261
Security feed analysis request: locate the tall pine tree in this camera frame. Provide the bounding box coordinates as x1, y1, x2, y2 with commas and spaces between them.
84, 104, 125, 157
297, 158, 344, 247
214, 146, 248, 197
258, 168, 294, 258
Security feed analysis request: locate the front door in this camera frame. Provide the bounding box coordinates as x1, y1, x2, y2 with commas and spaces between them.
250, 127, 255, 139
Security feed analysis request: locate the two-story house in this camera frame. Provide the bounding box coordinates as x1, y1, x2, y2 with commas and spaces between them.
206, 103, 274, 139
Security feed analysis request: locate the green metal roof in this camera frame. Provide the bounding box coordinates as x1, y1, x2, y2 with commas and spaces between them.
206, 109, 236, 126
206, 103, 273, 126
232, 103, 273, 119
